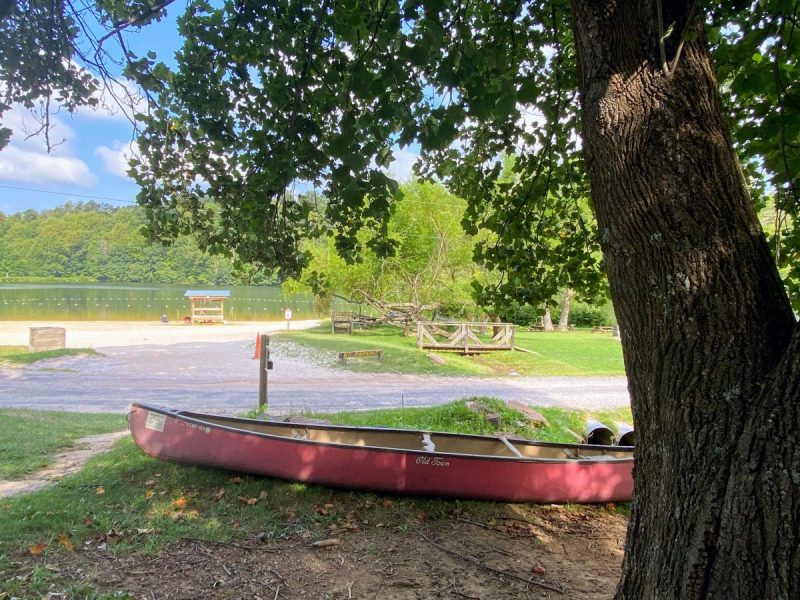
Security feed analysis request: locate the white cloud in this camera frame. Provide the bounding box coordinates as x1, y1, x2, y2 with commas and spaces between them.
0, 105, 94, 186
0, 145, 95, 186
77, 77, 148, 123
95, 141, 138, 179
2, 104, 77, 153
386, 147, 419, 182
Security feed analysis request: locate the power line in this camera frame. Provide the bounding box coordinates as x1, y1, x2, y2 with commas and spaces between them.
0, 184, 137, 204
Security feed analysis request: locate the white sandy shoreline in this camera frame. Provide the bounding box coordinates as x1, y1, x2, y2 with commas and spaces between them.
0, 320, 321, 348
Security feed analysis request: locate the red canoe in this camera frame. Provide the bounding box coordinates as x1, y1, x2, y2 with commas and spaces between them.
128, 403, 634, 503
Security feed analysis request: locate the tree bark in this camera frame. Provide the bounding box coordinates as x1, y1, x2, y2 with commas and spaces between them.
558, 289, 575, 331
571, 1, 800, 598
542, 302, 554, 332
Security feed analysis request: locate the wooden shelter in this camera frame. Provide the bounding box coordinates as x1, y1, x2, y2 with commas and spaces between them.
184, 290, 230, 324
417, 321, 516, 354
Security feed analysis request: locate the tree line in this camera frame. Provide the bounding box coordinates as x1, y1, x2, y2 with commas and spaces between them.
0, 202, 251, 284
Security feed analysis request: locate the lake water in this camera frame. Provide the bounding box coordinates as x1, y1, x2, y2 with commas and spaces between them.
0, 282, 352, 321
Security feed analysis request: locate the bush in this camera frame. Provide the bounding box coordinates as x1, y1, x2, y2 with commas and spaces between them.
436, 301, 479, 320
569, 304, 609, 327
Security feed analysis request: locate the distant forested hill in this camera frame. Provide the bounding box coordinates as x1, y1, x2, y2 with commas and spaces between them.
0, 202, 251, 284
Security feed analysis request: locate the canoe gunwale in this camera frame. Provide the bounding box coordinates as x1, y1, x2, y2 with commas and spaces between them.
130, 402, 633, 465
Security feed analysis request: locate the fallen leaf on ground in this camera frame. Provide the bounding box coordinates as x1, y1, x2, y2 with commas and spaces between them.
238, 496, 259, 506
286, 510, 297, 522
106, 529, 121, 541
29, 542, 47, 556
212, 488, 225, 502
83, 517, 94, 527
173, 497, 187, 509
381, 499, 393, 508
144, 479, 156, 486
95, 487, 105, 495
56, 534, 74, 551
144, 490, 154, 498
229, 476, 242, 484
533, 565, 546, 575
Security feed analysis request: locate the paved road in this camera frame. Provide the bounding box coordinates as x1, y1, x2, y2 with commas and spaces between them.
0, 339, 630, 414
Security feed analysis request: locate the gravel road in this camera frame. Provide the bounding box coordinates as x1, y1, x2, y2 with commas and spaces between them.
0, 338, 630, 414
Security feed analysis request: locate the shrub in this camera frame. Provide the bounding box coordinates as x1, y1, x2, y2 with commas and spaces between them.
569, 304, 609, 327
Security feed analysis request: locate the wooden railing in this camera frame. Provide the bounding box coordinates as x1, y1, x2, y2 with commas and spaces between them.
416, 322, 515, 354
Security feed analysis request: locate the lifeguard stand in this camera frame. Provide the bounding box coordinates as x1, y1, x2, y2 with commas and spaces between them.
184, 290, 230, 324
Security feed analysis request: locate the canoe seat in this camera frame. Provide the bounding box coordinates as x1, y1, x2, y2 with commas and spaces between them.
421, 433, 436, 452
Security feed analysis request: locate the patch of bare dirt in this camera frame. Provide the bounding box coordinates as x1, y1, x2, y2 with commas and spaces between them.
7, 507, 626, 599
0, 431, 129, 498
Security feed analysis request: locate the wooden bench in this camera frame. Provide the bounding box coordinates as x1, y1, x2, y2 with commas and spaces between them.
338, 349, 382, 364
331, 311, 354, 334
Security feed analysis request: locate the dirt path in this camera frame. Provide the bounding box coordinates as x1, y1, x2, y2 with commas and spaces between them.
0, 430, 129, 498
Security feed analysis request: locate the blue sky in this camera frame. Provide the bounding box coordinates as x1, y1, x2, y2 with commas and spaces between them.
0, 8, 182, 215
0, 4, 419, 215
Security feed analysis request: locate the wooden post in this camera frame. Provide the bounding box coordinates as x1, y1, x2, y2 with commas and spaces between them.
258, 334, 270, 411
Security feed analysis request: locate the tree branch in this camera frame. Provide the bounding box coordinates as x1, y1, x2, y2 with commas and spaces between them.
95, 0, 177, 55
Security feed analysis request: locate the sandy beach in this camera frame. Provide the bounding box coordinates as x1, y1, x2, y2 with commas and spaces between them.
0, 319, 321, 348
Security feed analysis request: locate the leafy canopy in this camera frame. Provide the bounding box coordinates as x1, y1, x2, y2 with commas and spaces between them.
1, 0, 798, 307
290, 181, 481, 315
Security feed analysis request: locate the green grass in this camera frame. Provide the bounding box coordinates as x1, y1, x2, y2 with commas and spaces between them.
0, 401, 631, 563
0, 345, 100, 365
280, 323, 625, 376
308, 397, 633, 444
0, 409, 126, 479
0, 435, 498, 559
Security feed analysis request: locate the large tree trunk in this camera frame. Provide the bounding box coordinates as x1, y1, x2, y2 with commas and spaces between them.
558, 289, 575, 331
571, 1, 800, 598
542, 301, 554, 331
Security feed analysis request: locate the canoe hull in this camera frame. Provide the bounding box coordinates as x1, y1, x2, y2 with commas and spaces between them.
129, 404, 633, 504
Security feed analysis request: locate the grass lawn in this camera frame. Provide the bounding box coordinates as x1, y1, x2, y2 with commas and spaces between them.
0, 400, 632, 564
280, 323, 625, 376
0, 409, 126, 479
308, 397, 633, 444
0, 345, 99, 365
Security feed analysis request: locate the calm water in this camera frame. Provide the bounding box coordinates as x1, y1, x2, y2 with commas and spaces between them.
0, 283, 351, 321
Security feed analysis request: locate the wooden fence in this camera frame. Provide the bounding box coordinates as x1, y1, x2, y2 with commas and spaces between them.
416, 322, 515, 354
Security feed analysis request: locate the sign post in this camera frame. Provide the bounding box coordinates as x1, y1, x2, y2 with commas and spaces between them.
258, 334, 273, 411
284, 307, 292, 330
